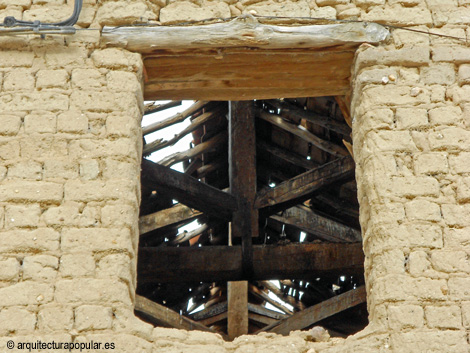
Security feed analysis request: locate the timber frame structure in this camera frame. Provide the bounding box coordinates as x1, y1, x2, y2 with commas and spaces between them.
112, 15, 391, 340
137, 98, 366, 338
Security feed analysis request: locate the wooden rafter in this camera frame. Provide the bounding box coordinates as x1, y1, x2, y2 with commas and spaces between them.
255, 156, 355, 210
259, 286, 366, 334
139, 203, 202, 235
270, 205, 361, 243
134, 295, 226, 337
137, 243, 364, 283
266, 100, 351, 136
257, 139, 318, 171
258, 110, 348, 157
144, 100, 182, 116
142, 100, 208, 136
143, 104, 225, 155
141, 159, 237, 220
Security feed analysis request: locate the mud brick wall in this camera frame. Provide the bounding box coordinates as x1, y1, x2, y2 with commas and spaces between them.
1, 0, 470, 352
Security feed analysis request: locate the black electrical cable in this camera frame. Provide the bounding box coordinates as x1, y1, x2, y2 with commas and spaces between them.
1, 0, 82, 27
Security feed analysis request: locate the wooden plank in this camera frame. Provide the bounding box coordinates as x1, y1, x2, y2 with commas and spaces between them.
228, 281, 249, 339
135, 294, 220, 334
259, 286, 366, 335
143, 49, 354, 101
137, 243, 364, 283
255, 156, 355, 210
141, 158, 237, 220
258, 110, 348, 157
270, 205, 362, 243
266, 100, 351, 136
102, 19, 389, 52
139, 203, 202, 235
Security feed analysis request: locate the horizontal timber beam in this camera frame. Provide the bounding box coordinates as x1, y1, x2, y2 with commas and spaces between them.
102, 17, 389, 52
270, 205, 361, 243
255, 156, 355, 210
141, 159, 237, 220
259, 285, 366, 335
137, 242, 364, 283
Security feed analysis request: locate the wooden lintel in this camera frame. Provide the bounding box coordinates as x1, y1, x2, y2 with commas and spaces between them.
255, 156, 355, 210
135, 294, 223, 336
137, 243, 364, 284
259, 286, 366, 335
102, 18, 389, 52
141, 159, 237, 220
139, 203, 202, 235
270, 205, 362, 243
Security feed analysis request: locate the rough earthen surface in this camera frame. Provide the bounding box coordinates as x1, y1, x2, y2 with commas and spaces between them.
1, 0, 470, 352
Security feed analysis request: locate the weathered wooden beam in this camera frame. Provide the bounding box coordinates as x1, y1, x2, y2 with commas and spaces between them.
137, 243, 364, 284
228, 281, 248, 339
314, 193, 359, 219
255, 156, 355, 210
102, 17, 389, 52
228, 101, 257, 338
249, 283, 294, 315
135, 294, 221, 335
270, 205, 361, 243
259, 286, 366, 335
249, 313, 278, 326
335, 96, 352, 128
139, 203, 202, 235
143, 106, 225, 155
258, 110, 348, 157
192, 302, 228, 320
257, 139, 318, 171
266, 100, 351, 136
170, 224, 209, 245
248, 303, 289, 320
141, 159, 237, 220
199, 312, 228, 326
158, 131, 227, 167
142, 100, 208, 136
144, 100, 182, 116
259, 280, 306, 311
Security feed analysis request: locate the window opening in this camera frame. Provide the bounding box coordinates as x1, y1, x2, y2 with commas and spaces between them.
136, 98, 366, 339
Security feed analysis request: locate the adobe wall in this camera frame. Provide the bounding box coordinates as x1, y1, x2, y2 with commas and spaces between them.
0, 0, 469, 352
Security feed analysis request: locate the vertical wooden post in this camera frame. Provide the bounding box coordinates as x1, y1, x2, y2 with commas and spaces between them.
227, 101, 258, 339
